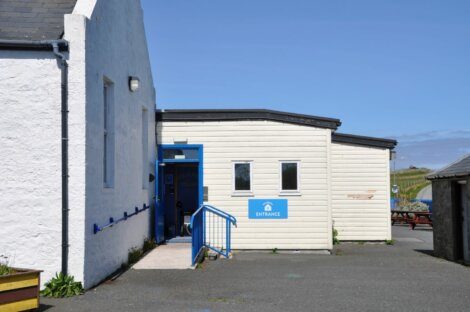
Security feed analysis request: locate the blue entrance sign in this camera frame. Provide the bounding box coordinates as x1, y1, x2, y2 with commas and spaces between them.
248, 199, 288, 219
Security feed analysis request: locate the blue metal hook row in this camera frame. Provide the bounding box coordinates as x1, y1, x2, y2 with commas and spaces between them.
93, 203, 150, 234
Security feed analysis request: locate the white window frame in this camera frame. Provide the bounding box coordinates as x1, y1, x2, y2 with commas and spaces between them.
279, 161, 301, 195
232, 161, 253, 196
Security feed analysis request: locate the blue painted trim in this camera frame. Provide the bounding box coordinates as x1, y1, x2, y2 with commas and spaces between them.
93, 204, 150, 234
155, 161, 164, 243
160, 144, 203, 149
155, 144, 204, 243
158, 159, 200, 163
198, 146, 204, 207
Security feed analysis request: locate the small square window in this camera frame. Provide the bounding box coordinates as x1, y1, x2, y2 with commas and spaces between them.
280, 161, 300, 193
233, 162, 252, 193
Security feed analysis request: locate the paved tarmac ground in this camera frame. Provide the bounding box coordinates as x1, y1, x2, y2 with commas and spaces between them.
42, 226, 470, 312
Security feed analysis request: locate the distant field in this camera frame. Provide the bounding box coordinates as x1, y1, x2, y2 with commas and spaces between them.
391, 168, 432, 200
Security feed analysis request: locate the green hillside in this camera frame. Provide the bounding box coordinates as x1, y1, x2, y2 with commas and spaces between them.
391, 168, 432, 200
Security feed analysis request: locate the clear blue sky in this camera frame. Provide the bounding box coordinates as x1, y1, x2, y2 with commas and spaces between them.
141, 0, 469, 139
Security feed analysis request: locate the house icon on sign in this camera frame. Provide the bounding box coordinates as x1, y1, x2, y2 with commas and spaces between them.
263, 203, 272, 212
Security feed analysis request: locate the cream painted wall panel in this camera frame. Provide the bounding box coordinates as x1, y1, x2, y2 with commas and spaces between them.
331, 142, 391, 241
158, 120, 332, 250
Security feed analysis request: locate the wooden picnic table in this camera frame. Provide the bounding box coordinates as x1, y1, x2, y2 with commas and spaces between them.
391, 210, 432, 230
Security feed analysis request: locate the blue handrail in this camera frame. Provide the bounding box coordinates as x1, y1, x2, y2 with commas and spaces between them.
93, 203, 150, 234
190, 204, 237, 265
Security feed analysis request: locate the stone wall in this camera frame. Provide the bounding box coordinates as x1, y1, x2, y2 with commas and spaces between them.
0, 51, 63, 285
432, 179, 459, 261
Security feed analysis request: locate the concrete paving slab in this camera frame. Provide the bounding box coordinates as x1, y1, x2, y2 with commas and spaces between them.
132, 243, 192, 270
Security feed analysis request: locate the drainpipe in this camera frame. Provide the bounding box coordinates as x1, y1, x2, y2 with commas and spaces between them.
0, 39, 69, 275
51, 42, 69, 276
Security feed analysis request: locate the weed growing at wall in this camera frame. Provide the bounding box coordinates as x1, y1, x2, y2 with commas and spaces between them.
128, 247, 143, 265
41, 273, 83, 297
385, 239, 395, 245
333, 228, 340, 245
143, 238, 157, 254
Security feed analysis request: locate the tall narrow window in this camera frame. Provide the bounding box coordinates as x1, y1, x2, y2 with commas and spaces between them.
280, 161, 299, 192
103, 78, 115, 188
142, 108, 149, 189
233, 161, 252, 193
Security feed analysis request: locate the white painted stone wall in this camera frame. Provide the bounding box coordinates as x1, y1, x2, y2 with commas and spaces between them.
69, 0, 156, 288
0, 51, 63, 285
0, 0, 155, 289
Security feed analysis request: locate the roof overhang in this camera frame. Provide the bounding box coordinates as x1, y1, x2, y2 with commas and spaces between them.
427, 172, 470, 181
156, 109, 342, 130
332, 132, 397, 150
427, 154, 470, 180
0, 39, 68, 51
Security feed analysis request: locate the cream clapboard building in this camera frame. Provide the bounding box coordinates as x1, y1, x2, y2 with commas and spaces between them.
156, 109, 396, 250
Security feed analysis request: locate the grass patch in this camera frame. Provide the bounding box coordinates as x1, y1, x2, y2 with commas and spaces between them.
385, 239, 395, 246
391, 168, 431, 200
271, 248, 278, 254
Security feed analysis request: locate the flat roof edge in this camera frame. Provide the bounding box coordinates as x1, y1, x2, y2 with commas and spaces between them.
332, 132, 397, 149
156, 109, 341, 130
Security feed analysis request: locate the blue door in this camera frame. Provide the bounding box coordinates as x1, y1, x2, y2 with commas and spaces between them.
155, 144, 203, 243
155, 163, 165, 243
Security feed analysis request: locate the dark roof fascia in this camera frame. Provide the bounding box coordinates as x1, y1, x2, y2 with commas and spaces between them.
156, 109, 342, 130
332, 132, 397, 150
0, 39, 68, 51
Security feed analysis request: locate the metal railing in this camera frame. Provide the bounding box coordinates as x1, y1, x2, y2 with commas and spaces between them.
190, 205, 237, 265
93, 204, 150, 234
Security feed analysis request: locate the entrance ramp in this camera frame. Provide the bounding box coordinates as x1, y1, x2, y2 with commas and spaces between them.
133, 243, 193, 270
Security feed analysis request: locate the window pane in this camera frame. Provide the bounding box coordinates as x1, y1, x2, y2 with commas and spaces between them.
235, 163, 251, 191
163, 148, 199, 160
282, 163, 298, 190
103, 79, 114, 188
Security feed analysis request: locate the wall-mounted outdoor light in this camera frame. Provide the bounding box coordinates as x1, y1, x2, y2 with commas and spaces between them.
128, 76, 140, 92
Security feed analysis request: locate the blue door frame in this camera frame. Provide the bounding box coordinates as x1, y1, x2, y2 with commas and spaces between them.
155, 144, 203, 243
